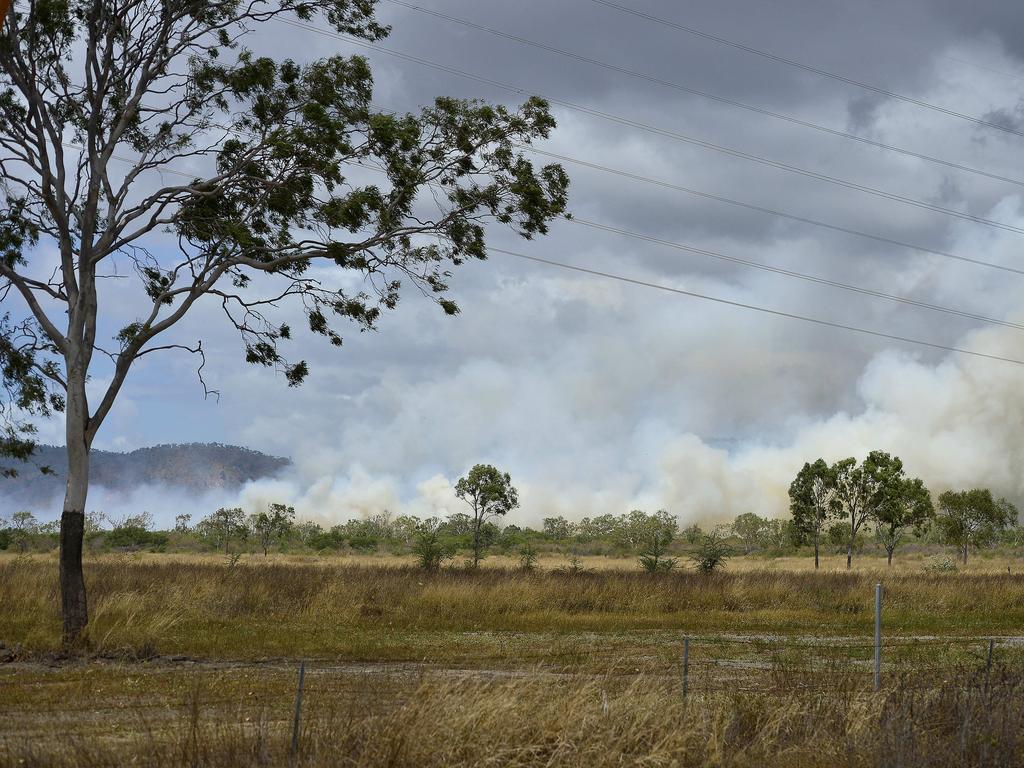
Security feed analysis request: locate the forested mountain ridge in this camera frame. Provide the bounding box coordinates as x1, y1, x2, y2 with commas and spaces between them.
0, 444, 290, 511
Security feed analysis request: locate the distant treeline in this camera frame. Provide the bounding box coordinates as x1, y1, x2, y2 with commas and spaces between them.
2, 455, 1017, 571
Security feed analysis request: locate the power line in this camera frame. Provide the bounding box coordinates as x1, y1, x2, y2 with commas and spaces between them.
523, 146, 1024, 277
277, 18, 1024, 237
490, 247, 1024, 367
589, 0, 1024, 141
93, 141, 1023, 331
566, 216, 1024, 331
384, 0, 1024, 189
338, 152, 1024, 329
93, 145, 1024, 364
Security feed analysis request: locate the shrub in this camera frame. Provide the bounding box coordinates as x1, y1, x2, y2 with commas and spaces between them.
923, 556, 959, 574
518, 543, 539, 571
691, 530, 731, 574
413, 519, 455, 571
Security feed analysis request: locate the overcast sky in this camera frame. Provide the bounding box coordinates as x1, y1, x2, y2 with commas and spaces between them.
19, 0, 1024, 524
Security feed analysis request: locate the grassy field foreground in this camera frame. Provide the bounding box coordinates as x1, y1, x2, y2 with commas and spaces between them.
3, 553, 1024, 658
3, 554, 1024, 766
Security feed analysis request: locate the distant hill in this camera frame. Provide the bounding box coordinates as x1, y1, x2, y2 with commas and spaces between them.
0, 443, 290, 512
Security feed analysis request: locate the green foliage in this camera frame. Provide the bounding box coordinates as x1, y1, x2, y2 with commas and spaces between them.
518, 542, 539, 572
455, 464, 519, 566
0, 312, 63, 479
196, 507, 248, 553
936, 489, 1017, 564
249, 502, 295, 556
9, 510, 38, 553
542, 516, 572, 541
412, 518, 455, 571
636, 510, 679, 573
788, 459, 837, 560
923, 556, 959, 574
681, 523, 704, 544
691, 529, 731, 575
0, 0, 569, 644
731, 512, 766, 554
874, 476, 934, 563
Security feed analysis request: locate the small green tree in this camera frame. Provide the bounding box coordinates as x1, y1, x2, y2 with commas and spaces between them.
412, 517, 454, 571
637, 510, 679, 572
454, 464, 519, 567
789, 458, 837, 569
691, 529, 731, 574
833, 451, 903, 569
542, 516, 573, 541
249, 503, 296, 556
731, 512, 767, 554
10, 510, 38, 553
936, 489, 1017, 565
875, 477, 934, 565
197, 507, 248, 554
681, 523, 704, 544
518, 542, 540, 571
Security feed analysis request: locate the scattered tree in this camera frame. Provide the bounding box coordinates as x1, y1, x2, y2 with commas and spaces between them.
196, 507, 248, 554
0, 0, 568, 644
874, 476, 933, 565
681, 523, 704, 544
249, 503, 295, 556
106, 512, 167, 551
832, 451, 901, 569
412, 517, 454, 571
518, 542, 539, 571
789, 459, 837, 569
454, 464, 519, 567
443, 512, 474, 538
691, 528, 731, 575
10, 509, 37, 552
542, 515, 573, 541
637, 509, 679, 572
732, 512, 766, 554
936, 489, 1017, 565
173, 514, 192, 533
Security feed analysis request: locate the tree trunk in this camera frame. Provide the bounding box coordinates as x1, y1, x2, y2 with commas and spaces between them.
813, 531, 819, 570
472, 503, 481, 567
887, 548, 893, 566
847, 515, 854, 569
60, 381, 90, 647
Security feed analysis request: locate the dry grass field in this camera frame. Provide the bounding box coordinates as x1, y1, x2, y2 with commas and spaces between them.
2, 552, 1023, 766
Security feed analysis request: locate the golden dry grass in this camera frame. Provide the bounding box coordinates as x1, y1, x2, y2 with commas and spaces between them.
3, 555, 1023, 766
2, 661, 1022, 767
2, 553, 1023, 661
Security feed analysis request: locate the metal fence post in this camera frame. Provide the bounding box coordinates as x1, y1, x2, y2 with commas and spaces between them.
682, 637, 690, 699
874, 583, 882, 692
290, 660, 306, 766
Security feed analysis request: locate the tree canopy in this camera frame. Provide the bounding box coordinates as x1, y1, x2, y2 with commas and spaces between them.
454, 463, 519, 566
936, 489, 1017, 564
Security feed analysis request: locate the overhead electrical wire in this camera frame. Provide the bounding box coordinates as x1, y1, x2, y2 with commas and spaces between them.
490, 247, 1024, 367
277, 17, 1024, 238
335, 150, 1024, 330
81, 145, 1024, 366
522, 146, 1024, 277
384, 0, 1024, 190
566, 216, 1024, 331
589, 0, 1024, 141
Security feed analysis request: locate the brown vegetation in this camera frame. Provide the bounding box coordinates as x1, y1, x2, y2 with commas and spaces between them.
3, 555, 1023, 766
